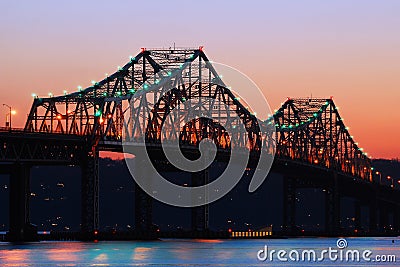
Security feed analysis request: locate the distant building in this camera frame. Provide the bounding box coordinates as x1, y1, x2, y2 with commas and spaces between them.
230, 226, 272, 238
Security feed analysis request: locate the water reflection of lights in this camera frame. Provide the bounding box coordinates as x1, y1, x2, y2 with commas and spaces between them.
194, 239, 223, 243
46, 248, 80, 262
47, 242, 84, 263
1, 249, 30, 266
171, 247, 196, 261
132, 247, 152, 261
94, 253, 108, 262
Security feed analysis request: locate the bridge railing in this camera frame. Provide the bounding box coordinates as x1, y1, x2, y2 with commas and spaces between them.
0, 127, 25, 133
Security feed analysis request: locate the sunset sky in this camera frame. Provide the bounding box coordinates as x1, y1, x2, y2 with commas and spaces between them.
0, 0, 399, 159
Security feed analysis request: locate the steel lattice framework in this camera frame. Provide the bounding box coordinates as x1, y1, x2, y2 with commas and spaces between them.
269, 98, 372, 180
24, 47, 371, 180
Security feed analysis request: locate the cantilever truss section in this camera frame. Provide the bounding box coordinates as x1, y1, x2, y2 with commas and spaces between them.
24, 47, 371, 181
24, 48, 266, 151
265, 98, 372, 180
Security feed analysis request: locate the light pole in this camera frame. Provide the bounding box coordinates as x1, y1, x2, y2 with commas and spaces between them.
375, 171, 382, 185
2, 104, 15, 130
387, 176, 393, 188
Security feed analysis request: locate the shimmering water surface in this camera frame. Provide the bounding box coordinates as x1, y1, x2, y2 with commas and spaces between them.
0, 237, 399, 266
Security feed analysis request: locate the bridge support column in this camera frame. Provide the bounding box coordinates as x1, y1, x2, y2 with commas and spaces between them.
283, 176, 296, 235
80, 148, 99, 239
134, 157, 153, 233
6, 164, 37, 242
369, 199, 378, 234
394, 205, 400, 235
354, 200, 361, 233
379, 202, 388, 233
191, 170, 209, 232
325, 172, 340, 236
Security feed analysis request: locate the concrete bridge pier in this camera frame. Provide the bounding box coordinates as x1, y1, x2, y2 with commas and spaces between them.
191, 170, 209, 232
283, 176, 296, 235
134, 157, 153, 233
354, 200, 361, 233
80, 148, 99, 240
379, 202, 389, 233
325, 172, 340, 236
369, 198, 378, 234
393, 205, 400, 234
6, 164, 37, 242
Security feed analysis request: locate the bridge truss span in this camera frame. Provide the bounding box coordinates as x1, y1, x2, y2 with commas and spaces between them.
270, 98, 372, 180
24, 47, 371, 181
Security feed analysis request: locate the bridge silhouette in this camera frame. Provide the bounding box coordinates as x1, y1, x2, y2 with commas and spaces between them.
1, 47, 399, 241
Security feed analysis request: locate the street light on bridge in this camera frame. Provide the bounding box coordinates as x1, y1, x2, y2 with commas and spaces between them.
2, 104, 16, 130
387, 175, 394, 188
375, 171, 382, 184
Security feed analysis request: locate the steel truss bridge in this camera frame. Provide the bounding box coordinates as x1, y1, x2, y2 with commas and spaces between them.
0, 47, 399, 241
